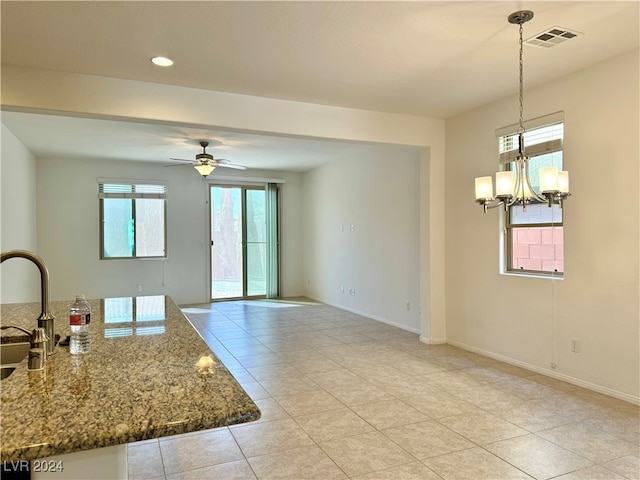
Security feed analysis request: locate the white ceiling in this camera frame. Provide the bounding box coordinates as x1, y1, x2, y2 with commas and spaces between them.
1, 1, 638, 171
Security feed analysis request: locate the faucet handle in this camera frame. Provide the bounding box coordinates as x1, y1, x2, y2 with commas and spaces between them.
31, 327, 49, 356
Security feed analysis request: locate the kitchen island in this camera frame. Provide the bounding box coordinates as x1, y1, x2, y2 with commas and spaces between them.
0, 295, 260, 473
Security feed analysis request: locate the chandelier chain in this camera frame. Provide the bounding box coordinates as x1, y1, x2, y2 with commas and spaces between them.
473, 10, 570, 213
518, 21, 524, 134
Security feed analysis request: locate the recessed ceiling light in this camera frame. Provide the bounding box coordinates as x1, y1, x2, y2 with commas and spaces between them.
151, 56, 173, 67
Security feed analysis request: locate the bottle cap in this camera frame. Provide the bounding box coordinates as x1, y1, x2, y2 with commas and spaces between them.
76, 294, 86, 300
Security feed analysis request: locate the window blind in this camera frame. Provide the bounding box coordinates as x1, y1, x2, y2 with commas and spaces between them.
98, 181, 167, 198
496, 111, 564, 164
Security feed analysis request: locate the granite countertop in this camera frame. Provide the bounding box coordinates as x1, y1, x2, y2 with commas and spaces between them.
0, 295, 260, 462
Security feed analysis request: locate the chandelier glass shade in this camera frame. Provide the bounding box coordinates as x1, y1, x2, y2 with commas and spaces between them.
475, 10, 570, 213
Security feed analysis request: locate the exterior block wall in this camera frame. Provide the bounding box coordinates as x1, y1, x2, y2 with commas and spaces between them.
512, 226, 563, 272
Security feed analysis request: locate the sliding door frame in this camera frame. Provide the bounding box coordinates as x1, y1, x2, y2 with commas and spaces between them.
208, 183, 276, 302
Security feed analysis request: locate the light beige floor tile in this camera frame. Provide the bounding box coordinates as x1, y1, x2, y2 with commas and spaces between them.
372, 375, 437, 396
240, 381, 272, 400
490, 401, 576, 432
128, 440, 165, 480
295, 406, 375, 442
421, 371, 484, 391
252, 397, 291, 422
236, 353, 284, 368
352, 461, 442, 480
275, 390, 344, 417
551, 465, 627, 479
429, 355, 483, 370
258, 375, 321, 396
159, 429, 245, 475
532, 391, 608, 420
247, 444, 347, 479
392, 359, 446, 376
291, 356, 344, 374
382, 420, 474, 460
523, 373, 581, 392
536, 422, 639, 463
449, 384, 527, 411
326, 382, 395, 406
438, 411, 528, 444
484, 433, 592, 479
165, 459, 257, 480
230, 418, 314, 457
149, 301, 640, 480
247, 363, 302, 381
307, 369, 368, 389
403, 390, 480, 419
319, 431, 415, 477
228, 368, 256, 385
583, 410, 640, 445
129, 438, 162, 447
602, 454, 640, 479
351, 399, 429, 430
424, 446, 534, 479
348, 364, 411, 383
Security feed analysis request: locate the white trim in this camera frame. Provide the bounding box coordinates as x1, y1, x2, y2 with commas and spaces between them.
97, 177, 168, 186
419, 335, 447, 345
206, 175, 286, 185
447, 339, 640, 406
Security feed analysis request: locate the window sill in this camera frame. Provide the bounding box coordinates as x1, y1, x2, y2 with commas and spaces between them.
501, 271, 564, 280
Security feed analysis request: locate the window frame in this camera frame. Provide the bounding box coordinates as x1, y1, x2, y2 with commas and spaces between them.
497, 113, 565, 278
98, 180, 168, 260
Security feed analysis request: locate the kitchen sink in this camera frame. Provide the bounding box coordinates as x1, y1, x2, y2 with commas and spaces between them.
0, 342, 30, 380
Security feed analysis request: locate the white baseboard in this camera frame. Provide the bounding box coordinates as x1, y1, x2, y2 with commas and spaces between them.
305, 295, 421, 334
447, 339, 640, 406
420, 335, 447, 345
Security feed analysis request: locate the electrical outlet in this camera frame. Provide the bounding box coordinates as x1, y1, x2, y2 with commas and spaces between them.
406, 301, 411, 311
571, 339, 580, 353
138, 285, 143, 293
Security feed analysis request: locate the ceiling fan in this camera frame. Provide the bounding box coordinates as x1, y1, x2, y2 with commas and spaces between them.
166, 141, 247, 177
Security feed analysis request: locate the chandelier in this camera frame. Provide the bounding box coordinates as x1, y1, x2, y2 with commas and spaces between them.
474, 10, 570, 213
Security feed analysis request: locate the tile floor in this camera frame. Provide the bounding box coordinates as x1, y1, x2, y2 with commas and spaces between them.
128, 299, 640, 480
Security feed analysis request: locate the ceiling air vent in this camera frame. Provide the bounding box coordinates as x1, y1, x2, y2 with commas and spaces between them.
525, 26, 582, 48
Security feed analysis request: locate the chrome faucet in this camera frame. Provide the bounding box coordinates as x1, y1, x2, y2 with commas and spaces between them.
1, 250, 56, 356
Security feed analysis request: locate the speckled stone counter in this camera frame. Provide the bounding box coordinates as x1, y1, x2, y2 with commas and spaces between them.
0, 295, 260, 462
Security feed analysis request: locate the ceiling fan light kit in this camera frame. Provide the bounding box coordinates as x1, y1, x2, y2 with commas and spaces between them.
194, 164, 215, 177
166, 141, 247, 177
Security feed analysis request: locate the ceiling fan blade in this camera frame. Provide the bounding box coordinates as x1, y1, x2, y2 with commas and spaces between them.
164, 163, 193, 168
169, 158, 195, 163
216, 163, 247, 170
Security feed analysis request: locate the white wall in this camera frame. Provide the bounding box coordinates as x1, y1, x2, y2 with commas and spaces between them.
0, 123, 40, 302
34, 156, 303, 305
302, 145, 422, 332
445, 50, 639, 402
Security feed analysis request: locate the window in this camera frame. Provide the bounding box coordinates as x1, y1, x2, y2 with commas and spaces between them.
99, 181, 167, 259
498, 118, 564, 276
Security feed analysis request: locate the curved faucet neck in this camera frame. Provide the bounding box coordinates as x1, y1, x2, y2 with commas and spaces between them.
1, 249, 53, 320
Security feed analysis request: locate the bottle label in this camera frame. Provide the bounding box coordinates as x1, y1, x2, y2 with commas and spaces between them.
70, 314, 87, 326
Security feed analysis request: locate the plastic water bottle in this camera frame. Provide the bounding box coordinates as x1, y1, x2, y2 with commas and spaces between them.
70, 294, 91, 354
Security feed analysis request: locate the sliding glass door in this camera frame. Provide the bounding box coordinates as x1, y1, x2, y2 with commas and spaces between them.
210, 185, 278, 300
